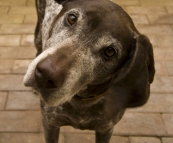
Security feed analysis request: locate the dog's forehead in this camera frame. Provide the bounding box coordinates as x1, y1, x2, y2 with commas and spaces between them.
65, 0, 122, 24
62, 0, 133, 41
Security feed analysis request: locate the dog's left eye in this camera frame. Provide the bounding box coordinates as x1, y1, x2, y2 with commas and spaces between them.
104, 47, 116, 57
67, 14, 78, 25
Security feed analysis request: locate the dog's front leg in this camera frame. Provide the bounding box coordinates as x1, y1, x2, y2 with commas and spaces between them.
43, 119, 60, 143
95, 127, 114, 143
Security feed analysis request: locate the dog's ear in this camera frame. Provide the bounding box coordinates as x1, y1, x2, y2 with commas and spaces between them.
45, 0, 71, 6
107, 34, 155, 109
54, 0, 72, 5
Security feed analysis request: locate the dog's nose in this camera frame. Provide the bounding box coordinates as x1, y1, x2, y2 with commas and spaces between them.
35, 58, 65, 88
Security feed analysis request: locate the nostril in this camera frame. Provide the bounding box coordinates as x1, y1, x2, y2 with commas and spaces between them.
35, 65, 58, 88
35, 67, 43, 79
47, 80, 57, 88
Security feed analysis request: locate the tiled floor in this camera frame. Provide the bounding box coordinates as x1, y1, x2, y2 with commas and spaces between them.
0, 0, 173, 143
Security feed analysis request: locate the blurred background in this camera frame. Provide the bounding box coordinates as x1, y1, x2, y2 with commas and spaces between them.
0, 0, 173, 143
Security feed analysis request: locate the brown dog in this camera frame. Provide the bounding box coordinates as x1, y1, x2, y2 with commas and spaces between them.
24, 0, 155, 143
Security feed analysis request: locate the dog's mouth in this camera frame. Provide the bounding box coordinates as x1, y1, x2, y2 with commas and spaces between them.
74, 79, 111, 101
74, 91, 108, 101
31, 78, 111, 106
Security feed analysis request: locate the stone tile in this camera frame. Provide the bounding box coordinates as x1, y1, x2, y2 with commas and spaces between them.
148, 35, 173, 47
113, 112, 167, 136
6, 92, 40, 110
148, 14, 173, 24
162, 114, 173, 135
170, 77, 173, 86
64, 133, 129, 143
0, 35, 21, 46
165, 61, 173, 76
9, 6, 36, 15
112, 0, 140, 6
155, 61, 167, 76
0, 111, 41, 132
0, 1, 10, 6
59, 134, 64, 143
110, 136, 129, 143
0, 0, 27, 6
0, 60, 13, 73
128, 93, 173, 113
0, 15, 24, 24
130, 15, 149, 24
0, 133, 45, 143
136, 25, 173, 35
140, 0, 173, 6
24, 15, 37, 24
0, 75, 31, 91
61, 126, 94, 134
64, 133, 94, 143
151, 76, 173, 93
165, 48, 173, 60
0, 24, 35, 34
126, 6, 167, 15
27, 0, 36, 6
0, 92, 7, 110
154, 48, 173, 61
162, 138, 173, 143
129, 137, 161, 143
21, 35, 34, 46
0, 46, 36, 59
147, 35, 161, 47
12, 60, 31, 74
0, 133, 63, 143
153, 48, 165, 61
166, 6, 173, 14
0, 7, 9, 14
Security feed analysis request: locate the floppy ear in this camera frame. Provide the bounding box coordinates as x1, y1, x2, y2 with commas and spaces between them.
54, 0, 72, 5
106, 34, 155, 111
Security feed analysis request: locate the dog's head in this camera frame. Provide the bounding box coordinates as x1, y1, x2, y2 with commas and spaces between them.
24, 0, 155, 106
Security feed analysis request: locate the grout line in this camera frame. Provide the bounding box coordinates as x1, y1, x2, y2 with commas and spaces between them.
164, 6, 169, 14
9, 60, 14, 74
145, 14, 151, 25
128, 136, 130, 143
61, 133, 65, 143
158, 137, 163, 143
7, 6, 10, 14
171, 24, 173, 31
19, 34, 23, 46
160, 113, 169, 136
0, 131, 41, 134
160, 137, 164, 143
163, 61, 169, 77
4, 109, 41, 111
25, 0, 28, 6
23, 14, 26, 24
4, 91, 9, 110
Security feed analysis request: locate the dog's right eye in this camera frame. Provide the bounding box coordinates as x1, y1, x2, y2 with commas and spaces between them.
104, 47, 116, 57
67, 14, 78, 25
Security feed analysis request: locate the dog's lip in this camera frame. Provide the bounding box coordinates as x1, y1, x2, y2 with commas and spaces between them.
39, 87, 59, 99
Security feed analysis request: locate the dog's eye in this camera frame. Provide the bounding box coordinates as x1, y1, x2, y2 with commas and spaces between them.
104, 47, 116, 57
67, 14, 77, 25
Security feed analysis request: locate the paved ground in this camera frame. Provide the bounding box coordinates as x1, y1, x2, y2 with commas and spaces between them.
0, 0, 173, 143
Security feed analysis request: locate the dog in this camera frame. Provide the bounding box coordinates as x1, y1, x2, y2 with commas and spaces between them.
24, 0, 155, 143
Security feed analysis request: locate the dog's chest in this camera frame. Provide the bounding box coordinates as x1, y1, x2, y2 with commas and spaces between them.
42, 101, 120, 131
